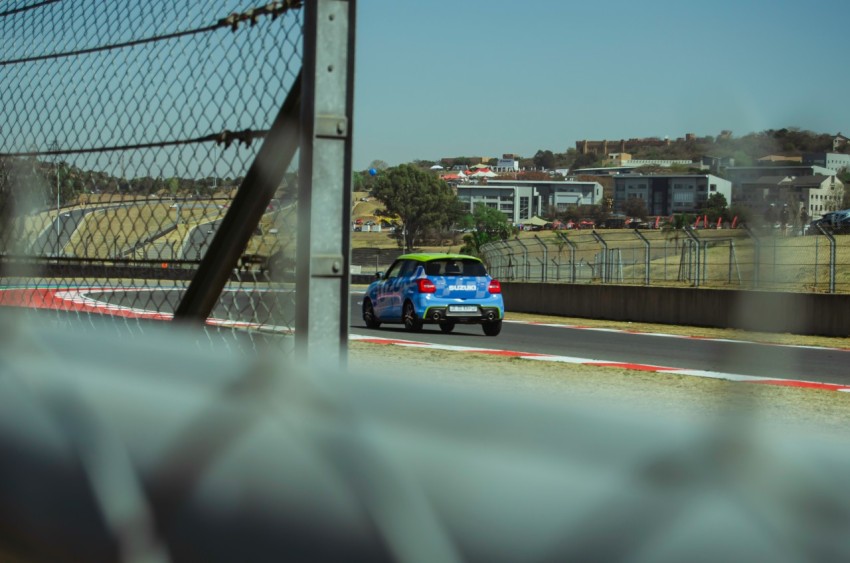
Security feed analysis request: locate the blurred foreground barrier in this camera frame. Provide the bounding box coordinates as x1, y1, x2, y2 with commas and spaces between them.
2, 313, 850, 561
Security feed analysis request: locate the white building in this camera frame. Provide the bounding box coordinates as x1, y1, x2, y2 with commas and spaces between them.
803, 153, 850, 173
613, 174, 732, 216
492, 157, 520, 173
456, 180, 603, 223
739, 175, 845, 220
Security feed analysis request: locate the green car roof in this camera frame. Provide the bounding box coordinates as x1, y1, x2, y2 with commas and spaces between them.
398, 253, 482, 262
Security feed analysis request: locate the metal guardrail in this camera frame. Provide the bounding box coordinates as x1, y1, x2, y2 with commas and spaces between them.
480, 227, 848, 293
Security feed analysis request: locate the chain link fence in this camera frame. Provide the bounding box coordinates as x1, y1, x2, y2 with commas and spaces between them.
480, 226, 850, 293
0, 0, 304, 352
350, 246, 406, 275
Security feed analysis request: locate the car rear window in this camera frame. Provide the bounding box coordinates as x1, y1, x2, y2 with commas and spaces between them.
424, 259, 487, 276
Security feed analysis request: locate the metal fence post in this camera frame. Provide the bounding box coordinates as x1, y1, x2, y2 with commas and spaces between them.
817, 224, 836, 294
591, 230, 608, 283
814, 235, 819, 289
533, 235, 548, 282
296, 0, 356, 368
480, 243, 499, 279
743, 225, 760, 289
728, 240, 733, 284
771, 236, 777, 287
515, 237, 531, 281
479, 244, 492, 273
499, 240, 515, 280
491, 245, 505, 279
555, 231, 577, 283
633, 229, 651, 286
683, 227, 701, 288
491, 244, 505, 279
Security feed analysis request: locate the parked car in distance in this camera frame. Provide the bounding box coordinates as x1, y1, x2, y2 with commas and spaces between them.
362, 253, 504, 336
808, 209, 850, 234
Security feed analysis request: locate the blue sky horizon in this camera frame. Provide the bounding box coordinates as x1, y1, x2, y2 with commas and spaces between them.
353, 0, 850, 170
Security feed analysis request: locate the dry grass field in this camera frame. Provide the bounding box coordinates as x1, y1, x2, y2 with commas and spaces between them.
65, 202, 223, 258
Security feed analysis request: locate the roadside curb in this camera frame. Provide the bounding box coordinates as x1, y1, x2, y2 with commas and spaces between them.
350, 334, 850, 393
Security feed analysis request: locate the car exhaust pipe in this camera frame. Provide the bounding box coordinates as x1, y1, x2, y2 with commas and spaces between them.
432, 310, 442, 321
486, 310, 496, 321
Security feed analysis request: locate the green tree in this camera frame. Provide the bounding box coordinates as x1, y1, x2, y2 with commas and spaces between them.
459, 204, 516, 255
584, 204, 610, 225
702, 192, 730, 221
621, 197, 648, 220
368, 159, 389, 171
167, 177, 180, 195
532, 149, 556, 170
447, 156, 473, 168
730, 150, 753, 167
353, 169, 379, 193
371, 164, 462, 252
569, 151, 600, 172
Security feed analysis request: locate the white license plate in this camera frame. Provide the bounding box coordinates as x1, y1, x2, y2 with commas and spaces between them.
448, 305, 478, 314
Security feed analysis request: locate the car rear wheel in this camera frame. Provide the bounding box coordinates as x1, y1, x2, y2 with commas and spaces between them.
439, 321, 456, 334
482, 320, 502, 337
363, 299, 380, 329
403, 301, 423, 332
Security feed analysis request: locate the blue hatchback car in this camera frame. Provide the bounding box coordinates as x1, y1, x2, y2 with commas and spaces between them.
362, 253, 505, 336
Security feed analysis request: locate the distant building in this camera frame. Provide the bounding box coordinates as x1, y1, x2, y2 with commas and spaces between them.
612, 174, 732, 216
738, 175, 844, 220
574, 158, 703, 176
625, 159, 697, 168
456, 179, 603, 223
802, 152, 850, 173
439, 157, 489, 169
758, 154, 802, 164
724, 165, 833, 200
577, 138, 671, 156
493, 155, 519, 173
573, 166, 636, 176
605, 152, 632, 165
576, 133, 702, 156
701, 155, 735, 174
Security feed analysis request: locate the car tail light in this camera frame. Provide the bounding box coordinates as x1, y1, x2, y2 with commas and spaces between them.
488, 280, 502, 294
418, 279, 436, 293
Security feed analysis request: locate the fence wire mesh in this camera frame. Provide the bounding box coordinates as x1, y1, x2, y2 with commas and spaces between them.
0, 0, 303, 353
480, 227, 849, 293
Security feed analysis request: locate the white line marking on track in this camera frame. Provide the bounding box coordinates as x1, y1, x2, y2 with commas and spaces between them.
350, 334, 850, 392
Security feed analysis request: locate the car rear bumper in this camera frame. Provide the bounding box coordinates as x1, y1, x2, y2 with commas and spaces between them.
421, 305, 502, 324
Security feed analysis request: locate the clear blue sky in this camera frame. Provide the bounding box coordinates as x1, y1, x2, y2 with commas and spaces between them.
353, 0, 850, 169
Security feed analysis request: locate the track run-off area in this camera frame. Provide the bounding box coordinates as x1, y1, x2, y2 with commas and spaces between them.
1, 285, 849, 393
